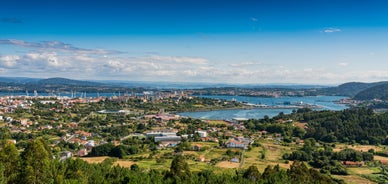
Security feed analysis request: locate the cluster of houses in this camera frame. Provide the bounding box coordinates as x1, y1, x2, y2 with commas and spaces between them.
144, 113, 180, 122
0, 96, 34, 113
341, 160, 388, 167
225, 136, 254, 149
61, 130, 98, 157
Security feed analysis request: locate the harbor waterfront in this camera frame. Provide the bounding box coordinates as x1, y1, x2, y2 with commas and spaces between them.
179, 95, 348, 120
0, 92, 348, 120
0, 92, 138, 98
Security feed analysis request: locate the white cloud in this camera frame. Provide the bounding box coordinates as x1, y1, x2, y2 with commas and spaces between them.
0, 39, 121, 55
154, 70, 175, 76
229, 62, 261, 67
103, 60, 128, 72
337, 62, 349, 67
322, 27, 341, 33
184, 70, 198, 76
0, 55, 20, 68
251, 17, 258, 22
1, 38, 387, 84
74, 55, 97, 62
27, 52, 70, 68
148, 55, 208, 65
303, 68, 313, 72
26, 53, 41, 60
1, 49, 387, 84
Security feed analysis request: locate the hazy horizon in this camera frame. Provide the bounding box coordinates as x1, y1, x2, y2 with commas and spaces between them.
3, 75, 386, 87
1, 0, 388, 84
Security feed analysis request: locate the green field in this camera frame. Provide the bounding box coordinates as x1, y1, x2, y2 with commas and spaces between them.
82, 140, 388, 183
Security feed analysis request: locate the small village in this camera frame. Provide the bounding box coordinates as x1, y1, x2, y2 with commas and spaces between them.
0, 92, 300, 168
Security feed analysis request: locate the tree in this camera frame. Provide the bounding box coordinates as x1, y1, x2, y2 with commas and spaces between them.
50, 159, 66, 184
292, 126, 306, 138
288, 161, 311, 183
0, 142, 21, 183
0, 162, 6, 184
169, 155, 191, 181
243, 165, 260, 181
260, 165, 289, 183
130, 164, 139, 171
89, 143, 115, 156
21, 139, 53, 184
110, 145, 127, 158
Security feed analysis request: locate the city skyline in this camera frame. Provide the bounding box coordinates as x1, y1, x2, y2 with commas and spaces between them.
1, 0, 388, 84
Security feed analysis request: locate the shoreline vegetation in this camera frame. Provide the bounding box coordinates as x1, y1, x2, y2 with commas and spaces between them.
173, 105, 254, 113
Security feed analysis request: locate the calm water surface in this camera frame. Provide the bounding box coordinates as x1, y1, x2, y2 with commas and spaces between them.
179, 95, 348, 120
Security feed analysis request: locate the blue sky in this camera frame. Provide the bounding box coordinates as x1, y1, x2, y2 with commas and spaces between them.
1, 0, 388, 84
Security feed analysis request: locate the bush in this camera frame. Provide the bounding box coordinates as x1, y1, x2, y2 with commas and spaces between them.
375, 151, 388, 157
130, 164, 139, 171
156, 157, 166, 164
252, 142, 261, 147
102, 157, 117, 165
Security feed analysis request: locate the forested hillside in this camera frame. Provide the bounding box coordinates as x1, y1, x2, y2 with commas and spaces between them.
353, 83, 388, 100
0, 77, 142, 93
286, 108, 388, 145
317, 81, 388, 97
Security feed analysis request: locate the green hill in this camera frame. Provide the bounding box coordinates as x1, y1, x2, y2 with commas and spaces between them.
354, 83, 388, 100
0, 77, 134, 93
35, 77, 103, 86
318, 81, 388, 97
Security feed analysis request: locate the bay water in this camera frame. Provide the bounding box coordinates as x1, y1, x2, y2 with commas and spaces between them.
179, 95, 348, 120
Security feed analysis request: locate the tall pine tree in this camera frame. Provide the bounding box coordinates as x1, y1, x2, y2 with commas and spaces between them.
21, 139, 53, 184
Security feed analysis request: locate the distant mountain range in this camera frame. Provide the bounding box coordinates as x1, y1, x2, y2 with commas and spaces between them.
0, 76, 330, 89
35, 77, 104, 87
0, 77, 132, 93
317, 81, 388, 99
0, 77, 41, 84
0, 77, 386, 100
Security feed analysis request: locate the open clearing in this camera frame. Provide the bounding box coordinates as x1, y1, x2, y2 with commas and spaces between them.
80, 156, 134, 168
374, 155, 388, 161
80, 156, 110, 163
136, 159, 172, 171
206, 120, 229, 125
293, 122, 307, 129
334, 144, 384, 152
333, 175, 377, 184
187, 160, 211, 172
241, 143, 294, 171
347, 167, 379, 175
114, 160, 135, 167
216, 161, 240, 168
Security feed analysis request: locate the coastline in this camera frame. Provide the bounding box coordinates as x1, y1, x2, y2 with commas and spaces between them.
172, 105, 254, 114
176, 95, 348, 120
